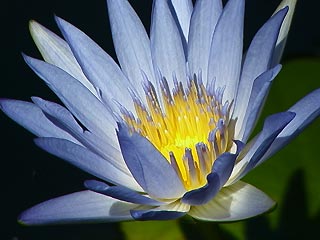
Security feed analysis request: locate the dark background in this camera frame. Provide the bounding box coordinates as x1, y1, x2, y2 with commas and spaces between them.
1, 0, 320, 239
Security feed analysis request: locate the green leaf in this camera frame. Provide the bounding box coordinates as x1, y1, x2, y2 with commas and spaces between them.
121, 220, 184, 240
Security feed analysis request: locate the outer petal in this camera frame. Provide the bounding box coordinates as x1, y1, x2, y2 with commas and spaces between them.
29, 20, 97, 96
23, 55, 117, 142
81, 131, 129, 173
207, 0, 244, 104
261, 88, 320, 162
130, 201, 190, 221
117, 124, 186, 199
271, 0, 297, 66
106, 0, 155, 97
151, 0, 187, 90
189, 181, 275, 222
233, 8, 287, 137
237, 65, 282, 141
228, 111, 295, 184
169, 0, 193, 42
31, 97, 84, 137
31, 97, 132, 177
85, 180, 163, 206
0, 99, 76, 142
34, 137, 141, 191
188, 0, 222, 84
18, 190, 136, 225
55, 16, 136, 113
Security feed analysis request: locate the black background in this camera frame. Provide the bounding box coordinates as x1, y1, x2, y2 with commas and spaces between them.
1, 0, 320, 239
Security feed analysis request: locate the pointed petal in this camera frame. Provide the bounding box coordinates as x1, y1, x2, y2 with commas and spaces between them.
212, 152, 238, 186
233, 8, 288, 133
34, 137, 139, 190
31, 97, 84, 136
29, 20, 97, 96
151, 0, 187, 90
182, 152, 237, 205
0, 99, 75, 142
19, 190, 136, 225
117, 124, 186, 199
188, 0, 222, 83
23, 55, 117, 141
85, 180, 162, 206
189, 181, 275, 222
30, 97, 134, 181
55, 16, 136, 112
106, 0, 155, 95
207, 0, 244, 103
182, 171, 220, 206
81, 131, 131, 175
169, 0, 193, 41
237, 65, 282, 141
271, 0, 297, 66
130, 201, 190, 221
228, 111, 295, 184
262, 88, 320, 161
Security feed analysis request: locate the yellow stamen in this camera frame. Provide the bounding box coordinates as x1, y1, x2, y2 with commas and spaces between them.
123, 78, 231, 190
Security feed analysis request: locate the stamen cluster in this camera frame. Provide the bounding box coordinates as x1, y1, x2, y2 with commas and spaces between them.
122, 74, 233, 190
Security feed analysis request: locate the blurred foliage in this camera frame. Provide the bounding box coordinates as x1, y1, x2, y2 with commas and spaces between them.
120, 59, 320, 240
121, 220, 184, 240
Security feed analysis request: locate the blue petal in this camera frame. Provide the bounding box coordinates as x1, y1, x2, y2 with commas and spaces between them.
30, 98, 135, 182
31, 97, 83, 136
207, 0, 244, 104
271, 0, 297, 66
18, 190, 135, 225
245, 111, 295, 168
55, 16, 136, 113
130, 209, 186, 221
234, 140, 246, 155
29, 21, 97, 96
117, 123, 185, 199
34, 137, 138, 190
188, 0, 222, 84
80, 131, 134, 176
182, 152, 237, 205
169, 0, 193, 42
231, 111, 296, 183
181, 172, 220, 206
212, 152, 237, 186
238, 65, 282, 141
262, 88, 320, 162
33, 98, 128, 175
233, 8, 288, 136
23, 55, 117, 141
32, 96, 124, 170
106, 0, 156, 97
0, 99, 75, 142
151, 0, 187, 90
85, 180, 163, 206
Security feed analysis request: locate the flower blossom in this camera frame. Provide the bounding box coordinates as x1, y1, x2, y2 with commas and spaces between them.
1, 0, 320, 223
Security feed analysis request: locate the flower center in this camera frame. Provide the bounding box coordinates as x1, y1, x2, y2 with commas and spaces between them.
122, 75, 232, 190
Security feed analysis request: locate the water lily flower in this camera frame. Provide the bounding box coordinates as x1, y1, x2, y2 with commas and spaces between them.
2, 0, 319, 224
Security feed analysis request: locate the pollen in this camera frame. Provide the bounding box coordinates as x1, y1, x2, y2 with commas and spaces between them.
121, 74, 233, 191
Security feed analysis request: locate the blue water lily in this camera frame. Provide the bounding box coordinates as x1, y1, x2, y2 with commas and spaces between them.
2, 0, 319, 224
